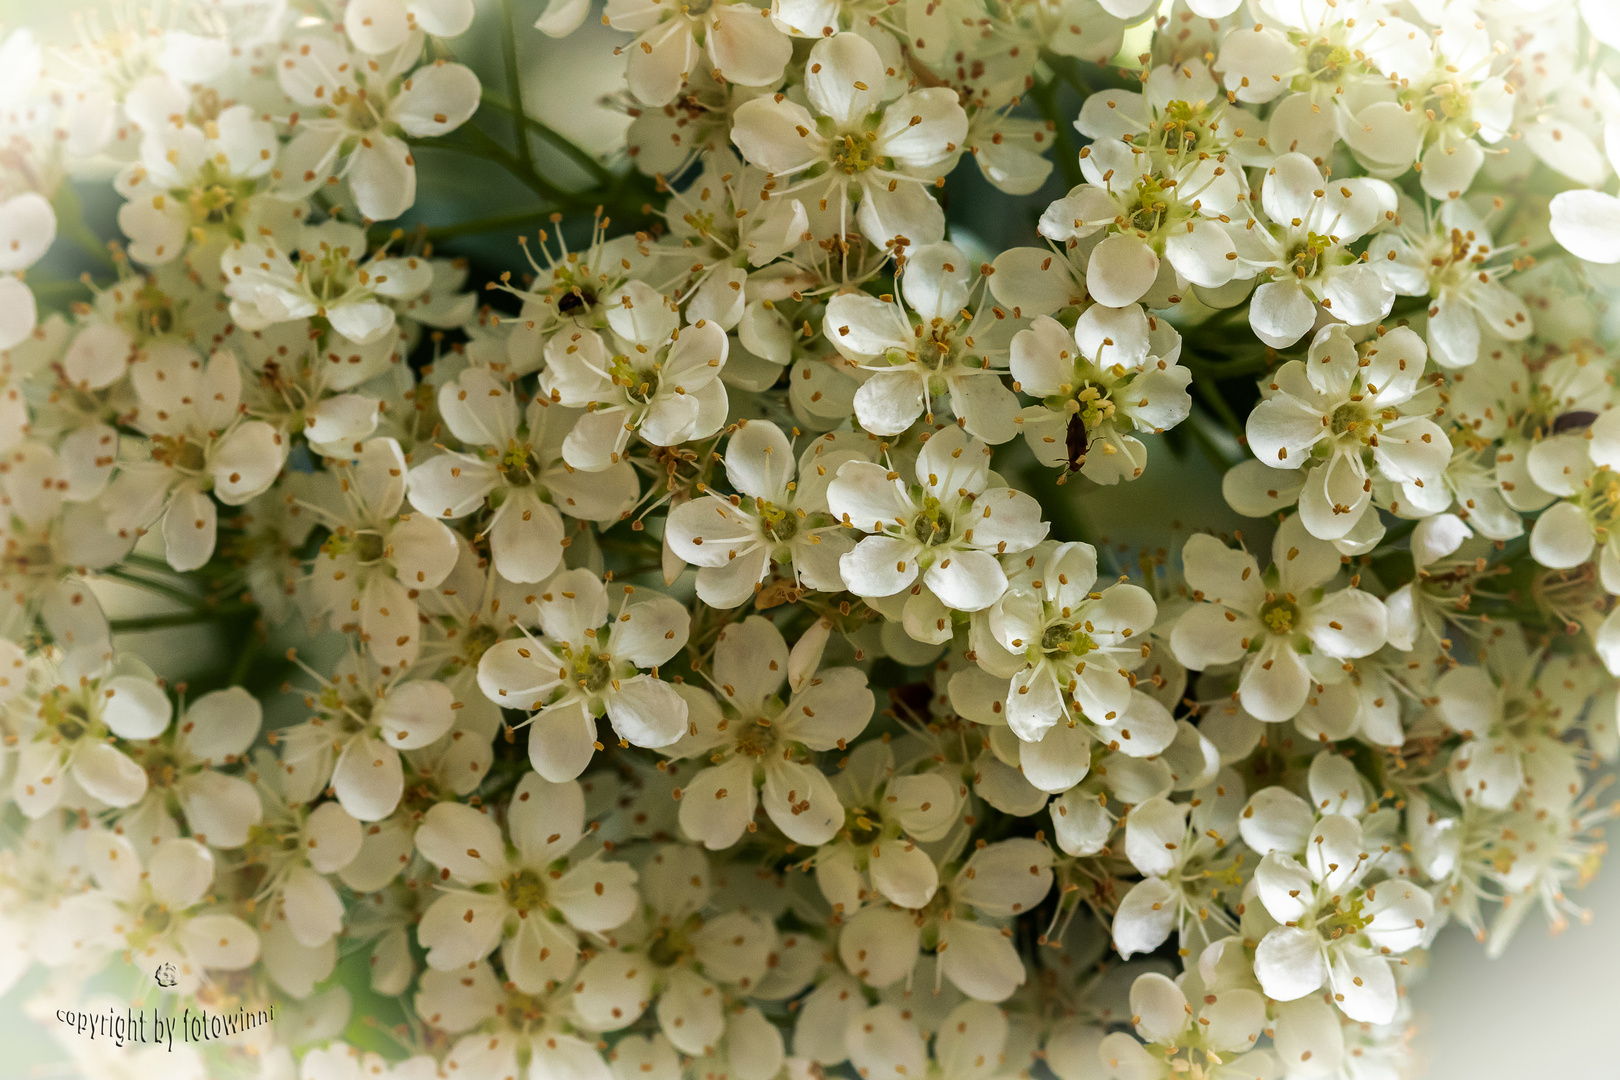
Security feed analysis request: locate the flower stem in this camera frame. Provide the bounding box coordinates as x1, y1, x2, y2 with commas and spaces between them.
1191, 377, 1247, 443
412, 206, 561, 243
52, 183, 115, 271
1029, 77, 1083, 189
109, 606, 256, 633
498, 0, 536, 179
479, 93, 615, 188
100, 566, 210, 610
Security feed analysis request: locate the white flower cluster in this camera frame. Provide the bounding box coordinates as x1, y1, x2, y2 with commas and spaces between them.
0, 1, 1617, 1079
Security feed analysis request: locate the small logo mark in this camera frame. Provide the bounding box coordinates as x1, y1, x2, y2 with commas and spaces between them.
154, 962, 177, 988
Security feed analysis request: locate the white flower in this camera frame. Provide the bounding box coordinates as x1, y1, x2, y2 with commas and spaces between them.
302, 1042, 441, 1080
79, 831, 258, 996
276, 654, 456, 821
476, 568, 691, 782
124, 686, 264, 849
221, 222, 433, 346
0, 191, 56, 275
668, 615, 873, 848
1241, 776, 1433, 1023
1215, 8, 1433, 108
1095, 969, 1273, 1080
959, 541, 1166, 793
827, 426, 1048, 612
606, 0, 792, 106
1243, 324, 1447, 543
836, 837, 1051, 1001
408, 368, 638, 583
729, 32, 966, 246
0, 192, 54, 350
665, 420, 859, 606
1233, 153, 1398, 348
1036, 132, 1244, 308
1168, 516, 1388, 722
9, 660, 171, 818
1110, 779, 1246, 960
1344, 24, 1514, 203
114, 105, 280, 266
100, 345, 286, 571
583, 844, 780, 1055
846, 1001, 1013, 1080
965, 112, 1055, 196
414, 773, 638, 991
1549, 188, 1620, 265
1435, 631, 1591, 813
0, 190, 55, 351
1009, 304, 1191, 484
276, 35, 480, 220
502, 229, 662, 368
1368, 198, 1533, 368
539, 280, 730, 470
823, 242, 1022, 444
816, 738, 961, 910
1525, 409, 1620, 583
444, 1025, 614, 1080
304, 437, 460, 671
660, 148, 813, 272
341, 0, 475, 54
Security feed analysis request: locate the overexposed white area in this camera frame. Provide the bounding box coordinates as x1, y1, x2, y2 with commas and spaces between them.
1414, 856, 1618, 1077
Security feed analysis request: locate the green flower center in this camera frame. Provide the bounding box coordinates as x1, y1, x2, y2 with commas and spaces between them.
1330, 401, 1369, 438
761, 501, 800, 543
647, 924, 693, 967
573, 649, 614, 694
729, 716, 781, 758
1285, 231, 1339, 279
844, 805, 884, 846
832, 133, 880, 174
500, 440, 541, 487
322, 528, 386, 563
1037, 622, 1097, 660
508, 868, 549, 915
608, 355, 659, 405
1128, 174, 1173, 233
1260, 598, 1299, 635
41, 695, 98, 744
911, 497, 952, 546
151, 435, 210, 472
1317, 889, 1373, 939
128, 902, 175, 949
460, 623, 501, 668
1305, 42, 1353, 81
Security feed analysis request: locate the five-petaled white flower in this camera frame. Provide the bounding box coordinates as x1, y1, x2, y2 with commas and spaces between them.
1169, 516, 1387, 723
828, 426, 1049, 613
476, 569, 692, 782
414, 774, 639, 992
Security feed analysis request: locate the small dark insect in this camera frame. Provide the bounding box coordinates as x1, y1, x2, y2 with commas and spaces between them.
557, 288, 593, 315
1066, 413, 1089, 472
1552, 410, 1598, 434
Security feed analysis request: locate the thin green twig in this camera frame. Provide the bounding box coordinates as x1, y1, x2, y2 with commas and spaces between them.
480, 93, 614, 187
498, 0, 537, 178
100, 566, 209, 610
1029, 78, 1083, 189
1183, 410, 1243, 473
428, 123, 585, 208
110, 606, 256, 633
53, 184, 115, 270
1191, 377, 1247, 443
417, 206, 560, 242
228, 627, 264, 685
